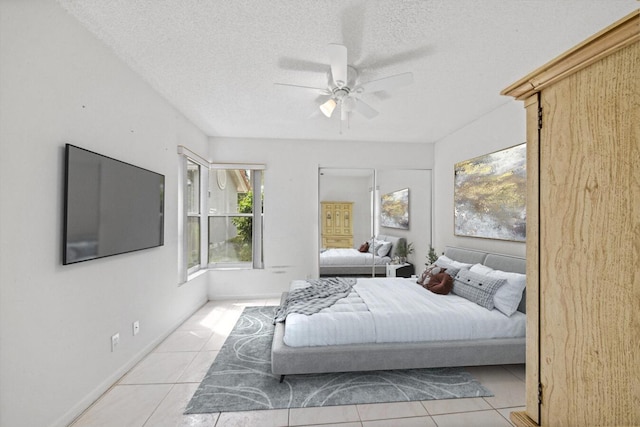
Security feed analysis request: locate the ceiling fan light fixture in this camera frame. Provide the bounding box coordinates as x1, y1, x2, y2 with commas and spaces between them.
276, 44, 412, 130
320, 98, 337, 117
342, 96, 356, 112
340, 105, 348, 121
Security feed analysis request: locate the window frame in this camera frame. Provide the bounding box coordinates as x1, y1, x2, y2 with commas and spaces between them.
178, 150, 209, 283
178, 146, 264, 284
207, 166, 263, 270
185, 159, 205, 274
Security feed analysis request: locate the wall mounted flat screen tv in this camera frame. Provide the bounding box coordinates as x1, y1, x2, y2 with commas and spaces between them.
63, 144, 165, 265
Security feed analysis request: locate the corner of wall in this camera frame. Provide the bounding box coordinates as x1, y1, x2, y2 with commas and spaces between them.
432, 101, 526, 257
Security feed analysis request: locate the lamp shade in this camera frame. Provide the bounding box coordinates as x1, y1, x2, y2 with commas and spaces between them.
320, 98, 337, 117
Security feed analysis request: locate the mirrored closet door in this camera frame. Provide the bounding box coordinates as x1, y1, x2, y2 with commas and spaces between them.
319, 168, 375, 276
318, 167, 432, 279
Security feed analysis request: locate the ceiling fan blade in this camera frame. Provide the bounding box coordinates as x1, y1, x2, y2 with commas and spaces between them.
359, 46, 432, 70
327, 43, 348, 87
356, 72, 414, 94
274, 83, 330, 95
354, 98, 379, 119
340, 3, 365, 65
277, 57, 326, 73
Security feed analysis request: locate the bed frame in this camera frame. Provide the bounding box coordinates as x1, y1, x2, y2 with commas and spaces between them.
272, 246, 526, 377
319, 235, 405, 276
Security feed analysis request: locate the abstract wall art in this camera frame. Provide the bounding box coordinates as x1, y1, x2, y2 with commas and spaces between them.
380, 188, 409, 229
454, 143, 526, 242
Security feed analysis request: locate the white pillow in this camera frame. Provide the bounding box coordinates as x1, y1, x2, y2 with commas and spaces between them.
435, 255, 473, 270
470, 263, 493, 275
434, 255, 453, 267
377, 241, 392, 257
471, 264, 526, 316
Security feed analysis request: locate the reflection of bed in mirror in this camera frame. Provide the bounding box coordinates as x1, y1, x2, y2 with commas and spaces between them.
319, 235, 405, 276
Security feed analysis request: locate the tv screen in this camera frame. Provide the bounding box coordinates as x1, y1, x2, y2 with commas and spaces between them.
63, 144, 165, 265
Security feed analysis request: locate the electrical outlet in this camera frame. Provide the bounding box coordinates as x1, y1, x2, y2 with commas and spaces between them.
133, 321, 140, 336
111, 333, 120, 352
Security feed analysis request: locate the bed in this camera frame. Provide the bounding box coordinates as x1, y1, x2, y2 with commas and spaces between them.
319, 234, 405, 276
272, 246, 526, 377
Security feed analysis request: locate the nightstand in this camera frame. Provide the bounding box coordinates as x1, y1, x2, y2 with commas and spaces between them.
386, 263, 414, 278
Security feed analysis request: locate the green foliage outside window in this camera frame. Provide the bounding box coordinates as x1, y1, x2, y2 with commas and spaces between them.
231, 191, 253, 261
233, 191, 253, 242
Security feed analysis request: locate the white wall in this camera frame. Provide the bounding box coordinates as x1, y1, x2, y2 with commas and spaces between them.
0, 2, 209, 426
433, 102, 526, 258
206, 137, 434, 298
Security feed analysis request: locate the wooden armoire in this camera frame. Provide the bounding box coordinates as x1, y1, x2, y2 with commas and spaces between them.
502, 11, 638, 427
321, 201, 354, 248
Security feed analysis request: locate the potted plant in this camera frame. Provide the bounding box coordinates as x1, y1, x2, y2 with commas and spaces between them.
395, 240, 414, 264
427, 245, 438, 265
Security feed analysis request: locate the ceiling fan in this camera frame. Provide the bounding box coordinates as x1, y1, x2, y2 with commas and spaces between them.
275, 44, 414, 124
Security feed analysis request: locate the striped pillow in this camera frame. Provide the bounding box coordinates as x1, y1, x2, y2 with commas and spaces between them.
452, 270, 506, 310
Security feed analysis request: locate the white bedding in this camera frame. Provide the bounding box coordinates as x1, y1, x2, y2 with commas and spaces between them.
284, 277, 526, 347
319, 248, 391, 266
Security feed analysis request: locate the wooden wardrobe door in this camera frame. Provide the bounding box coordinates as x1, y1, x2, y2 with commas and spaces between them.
321, 202, 354, 248
524, 95, 541, 425
321, 202, 335, 248
538, 41, 639, 426
339, 203, 353, 237
511, 95, 543, 427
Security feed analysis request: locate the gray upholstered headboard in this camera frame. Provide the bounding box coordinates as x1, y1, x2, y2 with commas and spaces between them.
443, 246, 527, 314
377, 235, 405, 259
443, 246, 487, 265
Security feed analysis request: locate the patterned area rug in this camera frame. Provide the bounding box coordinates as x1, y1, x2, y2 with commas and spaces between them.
184, 306, 492, 414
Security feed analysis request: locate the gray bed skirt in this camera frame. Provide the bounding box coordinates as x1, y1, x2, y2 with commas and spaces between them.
272, 246, 527, 376
271, 321, 525, 375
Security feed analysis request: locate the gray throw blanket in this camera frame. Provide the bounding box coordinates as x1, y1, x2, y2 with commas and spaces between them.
273, 277, 357, 323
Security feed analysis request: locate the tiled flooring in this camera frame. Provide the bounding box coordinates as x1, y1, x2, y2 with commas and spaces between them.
70, 299, 526, 427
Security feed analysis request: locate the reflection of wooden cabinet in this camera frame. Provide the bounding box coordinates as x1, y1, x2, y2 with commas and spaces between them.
321, 202, 353, 248
502, 11, 638, 427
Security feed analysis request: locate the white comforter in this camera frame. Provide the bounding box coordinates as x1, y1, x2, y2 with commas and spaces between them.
283, 277, 526, 347
319, 248, 391, 266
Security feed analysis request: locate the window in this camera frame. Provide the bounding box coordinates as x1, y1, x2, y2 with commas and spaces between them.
208, 168, 263, 269
186, 160, 201, 271
178, 147, 264, 282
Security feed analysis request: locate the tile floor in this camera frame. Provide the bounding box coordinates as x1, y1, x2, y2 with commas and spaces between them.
70, 299, 526, 427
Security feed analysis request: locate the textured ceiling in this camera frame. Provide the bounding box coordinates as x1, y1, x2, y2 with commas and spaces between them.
57, 1, 637, 143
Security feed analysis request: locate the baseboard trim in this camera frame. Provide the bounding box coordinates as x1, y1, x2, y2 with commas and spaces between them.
208, 292, 283, 300
52, 297, 208, 427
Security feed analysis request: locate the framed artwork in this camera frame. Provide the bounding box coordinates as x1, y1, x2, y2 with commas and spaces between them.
454, 143, 526, 242
380, 188, 409, 229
